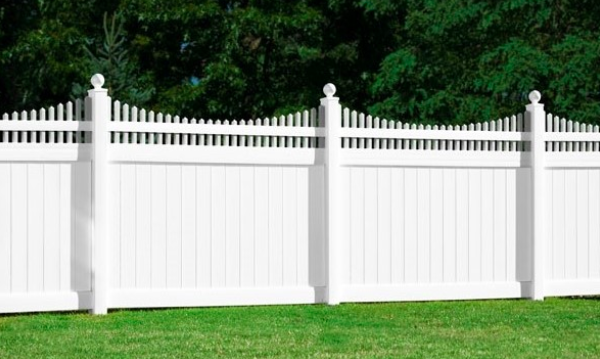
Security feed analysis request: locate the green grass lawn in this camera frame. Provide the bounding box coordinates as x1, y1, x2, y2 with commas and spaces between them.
1, 298, 599, 358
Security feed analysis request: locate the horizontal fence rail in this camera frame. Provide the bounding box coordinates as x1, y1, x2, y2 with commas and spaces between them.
339, 127, 529, 141
2, 75, 600, 315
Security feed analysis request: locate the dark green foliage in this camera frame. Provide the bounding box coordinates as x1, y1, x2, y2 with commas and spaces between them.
72, 12, 154, 105
0, 0, 120, 109
369, 0, 600, 124
1, 0, 600, 123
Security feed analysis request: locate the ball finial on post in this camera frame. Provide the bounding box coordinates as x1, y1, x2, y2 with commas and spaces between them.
529, 90, 542, 104
91, 74, 105, 89
323, 83, 336, 98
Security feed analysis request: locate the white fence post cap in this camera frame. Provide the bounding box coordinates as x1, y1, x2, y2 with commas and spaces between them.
323, 83, 336, 98
91, 74, 105, 89
529, 90, 541, 104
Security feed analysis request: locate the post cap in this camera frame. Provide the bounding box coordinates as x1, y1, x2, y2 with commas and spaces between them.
91, 74, 105, 89
323, 83, 336, 98
529, 90, 541, 104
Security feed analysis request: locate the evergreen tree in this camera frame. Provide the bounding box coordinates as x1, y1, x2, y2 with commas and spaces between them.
2, 0, 600, 123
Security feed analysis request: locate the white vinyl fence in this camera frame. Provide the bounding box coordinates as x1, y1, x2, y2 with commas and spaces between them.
1, 75, 600, 315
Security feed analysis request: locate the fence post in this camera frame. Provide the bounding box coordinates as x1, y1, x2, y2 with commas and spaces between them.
527, 90, 545, 300
321, 84, 342, 305
88, 74, 110, 314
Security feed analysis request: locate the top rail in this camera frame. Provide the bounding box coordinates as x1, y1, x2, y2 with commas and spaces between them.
0, 121, 92, 132
339, 128, 530, 141
107, 122, 325, 137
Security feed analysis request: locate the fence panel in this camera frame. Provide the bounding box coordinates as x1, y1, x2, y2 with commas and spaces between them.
545, 168, 600, 295
340, 165, 532, 302
4, 75, 600, 314
107, 163, 326, 308
0, 99, 93, 313
0, 162, 92, 313
103, 97, 327, 309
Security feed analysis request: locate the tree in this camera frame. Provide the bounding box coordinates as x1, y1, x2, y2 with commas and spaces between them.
72, 12, 154, 105
3, 0, 600, 124
368, 0, 600, 124
0, 0, 120, 112
118, 0, 327, 118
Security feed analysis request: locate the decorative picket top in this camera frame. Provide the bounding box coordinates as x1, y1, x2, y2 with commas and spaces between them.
340, 108, 528, 152
109, 100, 321, 148
545, 114, 600, 152
0, 100, 91, 144
2, 84, 600, 154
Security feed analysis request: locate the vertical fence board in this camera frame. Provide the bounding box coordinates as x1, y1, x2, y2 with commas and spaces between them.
211, 166, 227, 287
506, 169, 517, 281
589, 170, 600, 278
11, 164, 28, 292
140, 109, 147, 144
564, 170, 577, 279
442, 169, 457, 283
166, 165, 183, 288
515, 169, 532, 282
308, 166, 325, 287
150, 165, 167, 288
552, 170, 566, 280
59, 164, 72, 291
282, 167, 298, 286
109, 165, 122, 289
240, 167, 256, 287
417, 168, 431, 283
136, 165, 153, 289
225, 166, 241, 287
268, 167, 284, 286
43, 165, 61, 291
131, 107, 139, 144
373, 117, 380, 149
297, 167, 310, 286
468, 169, 482, 282
377, 168, 392, 284
254, 167, 269, 287
363, 167, 378, 284
181, 165, 197, 288
493, 169, 507, 281
120, 165, 137, 288
73, 162, 92, 291
340, 167, 350, 285
349, 168, 365, 284
481, 170, 494, 282
196, 166, 212, 288
27, 164, 44, 292
404, 168, 418, 283
576, 170, 589, 278
350, 111, 358, 148
390, 168, 405, 284
430, 168, 444, 283
55, 104, 64, 144
545, 171, 554, 278
0, 164, 10, 292
455, 170, 469, 282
